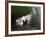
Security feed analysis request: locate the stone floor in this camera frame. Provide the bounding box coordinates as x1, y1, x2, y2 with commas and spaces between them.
11, 24, 40, 31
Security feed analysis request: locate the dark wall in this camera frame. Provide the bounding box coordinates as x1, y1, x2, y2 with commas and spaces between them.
31, 7, 40, 29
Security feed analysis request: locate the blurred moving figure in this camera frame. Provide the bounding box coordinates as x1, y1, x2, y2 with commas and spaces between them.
23, 20, 27, 27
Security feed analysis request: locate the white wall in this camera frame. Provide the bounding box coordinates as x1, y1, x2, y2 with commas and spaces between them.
0, 0, 46, 37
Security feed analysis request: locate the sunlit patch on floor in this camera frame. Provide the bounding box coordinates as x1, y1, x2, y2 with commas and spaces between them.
16, 14, 32, 26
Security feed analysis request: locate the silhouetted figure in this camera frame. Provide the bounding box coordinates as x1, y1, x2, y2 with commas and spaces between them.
23, 20, 27, 27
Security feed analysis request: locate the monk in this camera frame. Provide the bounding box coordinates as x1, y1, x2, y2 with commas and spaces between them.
23, 20, 27, 27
